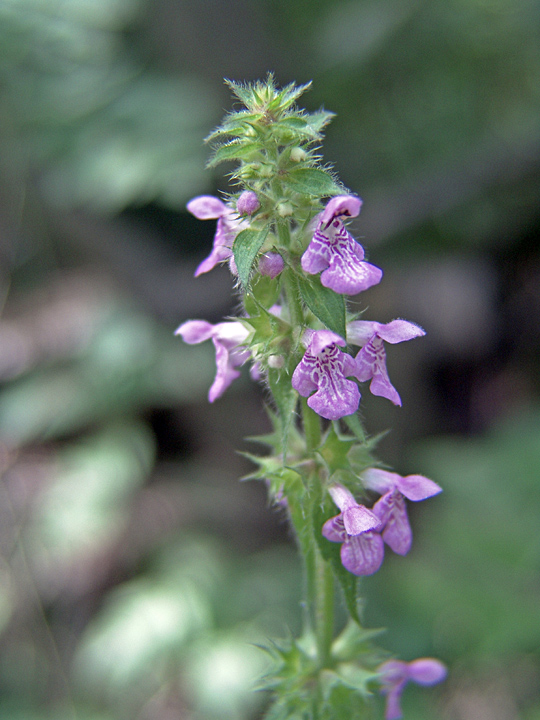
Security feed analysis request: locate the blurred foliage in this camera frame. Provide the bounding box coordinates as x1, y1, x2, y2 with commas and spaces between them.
0, 0, 217, 213
269, 0, 540, 251
0, 0, 539, 719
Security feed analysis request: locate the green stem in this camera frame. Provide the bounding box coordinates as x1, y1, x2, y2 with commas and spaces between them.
307, 542, 335, 668
282, 267, 303, 331
301, 397, 321, 454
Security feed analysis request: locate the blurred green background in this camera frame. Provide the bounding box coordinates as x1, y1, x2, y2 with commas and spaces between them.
0, 0, 539, 718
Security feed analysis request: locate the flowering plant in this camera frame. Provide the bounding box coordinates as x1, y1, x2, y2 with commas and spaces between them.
177, 76, 446, 719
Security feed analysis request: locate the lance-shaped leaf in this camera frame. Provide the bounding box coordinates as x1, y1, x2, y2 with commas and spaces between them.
296, 273, 346, 338
206, 140, 263, 167
268, 367, 298, 456
233, 226, 269, 288
269, 80, 312, 113
306, 109, 336, 134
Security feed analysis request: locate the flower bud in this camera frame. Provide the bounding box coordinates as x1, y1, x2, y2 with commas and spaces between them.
277, 202, 293, 217
237, 190, 260, 215
258, 252, 284, 278
290, 147, 307, 162
268, 354, 285, 369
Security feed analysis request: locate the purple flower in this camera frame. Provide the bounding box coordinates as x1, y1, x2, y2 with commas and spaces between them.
364, 469, 442, 556
347, 319, 426, 406
187, 195, 247, 277
322, 484, 384, 576
175, 319, 252, 402
379, 658, 447, 720
236, 190, 260, 215
301, 195, 383, 295
291, 329, 364, 420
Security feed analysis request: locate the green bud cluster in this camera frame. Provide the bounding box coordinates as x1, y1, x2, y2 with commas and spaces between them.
206, 75, 345, 289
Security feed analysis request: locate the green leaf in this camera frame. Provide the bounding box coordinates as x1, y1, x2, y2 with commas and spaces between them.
286, 168, 343, 197
233, 226, 269, 288
343, 414, 367, 444
269, 81, 312, 113
318, 425, 354, 476
306, 109, 336, 134
244, 273, 282, 314
296, 274, 346, 338
224, 79, 255, 107
267, 367, 298, 455
207, 141, 262, 167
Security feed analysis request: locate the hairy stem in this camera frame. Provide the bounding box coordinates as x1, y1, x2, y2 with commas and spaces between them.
301, 398, 321, 454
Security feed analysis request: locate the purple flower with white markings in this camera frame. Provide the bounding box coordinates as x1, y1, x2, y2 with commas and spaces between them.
291, 329, 363, 420
379, 658, 447, 720
187, 195, 247, 277
175, 319, 253, 402
364, 469, 442, 555
347, 319, 425, 406
301, 195, 382, 295
322, 484, 384, 576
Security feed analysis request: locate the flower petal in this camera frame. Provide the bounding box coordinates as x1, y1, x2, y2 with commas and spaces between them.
291, 354, 319, 397
307, 329, 346, 354
362, 468, 401, 495
341, 531, 384, 576
362, 469, 442, 502
307, 374, 360, 420
187, 195, 228, 219
347, 320, 378, 347
373, 491, 412, 555
396, 474, 442, 501
301, 230, 332, 274
301, 198, 382, 296
208, 338, 242, 402
407, 659, 447, 686
375, 319, 426, 344
319, 195, 362, 228
343, 505, 382, 535
355, 337, 402, 405
319, 226, 382, 295
322, 514, 348, 542
236, 190, 260, 215
328, 483, 357, 511
175, 320, 214, 344
258, 252, 284, 278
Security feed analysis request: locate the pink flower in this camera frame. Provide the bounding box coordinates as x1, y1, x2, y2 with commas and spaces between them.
301, 196, 382, 295
321, 484, 384, 576
292, 329, 363, 420
363, 469, 442, 556
175, 319, 253, 402
187, 195, 246, 276
347, 319, 425, 406
379, 658, 447, 719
